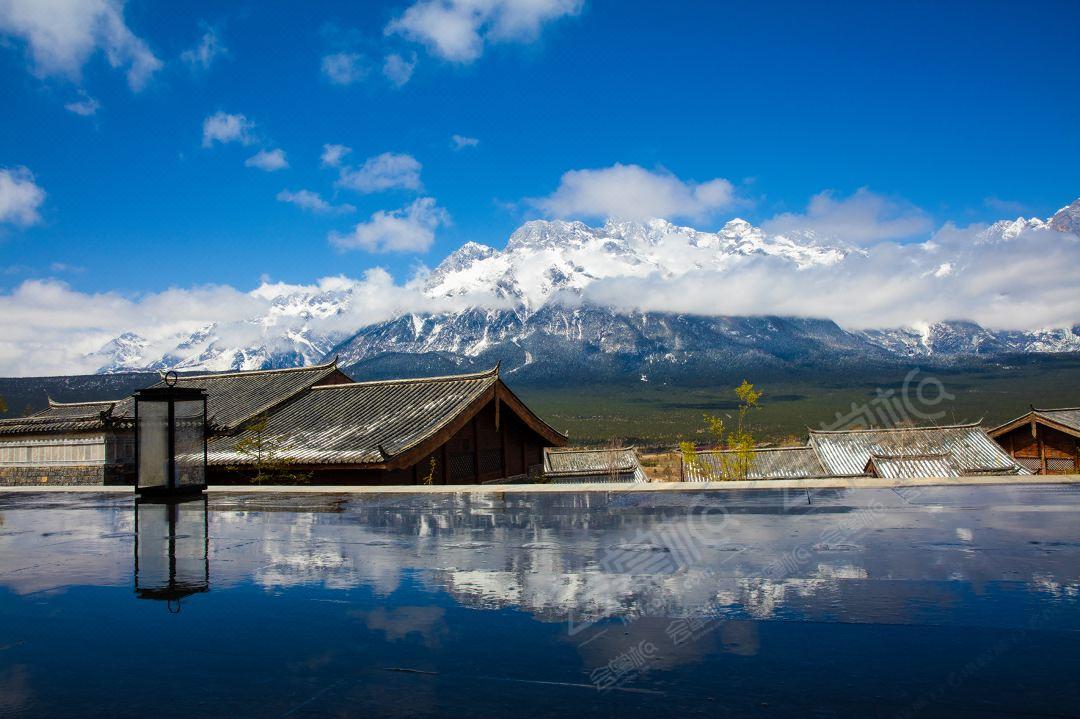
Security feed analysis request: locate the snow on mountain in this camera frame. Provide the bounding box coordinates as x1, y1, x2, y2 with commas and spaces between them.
1049, 199, 1080, 235
89, 202, 1080, 375
423, 217, 849, 310
92, 333, 150, 373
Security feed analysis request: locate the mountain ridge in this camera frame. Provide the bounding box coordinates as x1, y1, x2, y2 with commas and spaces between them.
87, 199, 1080, 379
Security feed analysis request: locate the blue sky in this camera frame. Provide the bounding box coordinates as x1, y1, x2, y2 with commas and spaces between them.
1, 0, 1078, 298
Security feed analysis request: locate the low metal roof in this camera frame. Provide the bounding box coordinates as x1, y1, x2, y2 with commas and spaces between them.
809, 423, 1025, 477
543, 446, 646, 482
683, 446, 826, 482
206, 366, 562, 467
865, 453, 960, 479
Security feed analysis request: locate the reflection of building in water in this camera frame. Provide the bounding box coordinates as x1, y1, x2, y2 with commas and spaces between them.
135, 497, 209, 608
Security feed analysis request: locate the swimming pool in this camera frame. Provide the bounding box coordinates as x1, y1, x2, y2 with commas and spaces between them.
1, 484, 1078, 717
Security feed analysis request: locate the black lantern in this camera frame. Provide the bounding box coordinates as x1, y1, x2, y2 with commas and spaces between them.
134, 496, 209, 609
134, 373, 207, 497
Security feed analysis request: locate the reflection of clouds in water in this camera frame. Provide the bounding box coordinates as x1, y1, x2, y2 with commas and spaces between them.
357, 606, 447, 647
1032, 575, 1080, 600
2, 488, 1080, 633
0, 665, 32, 714
0, 497, 134, 594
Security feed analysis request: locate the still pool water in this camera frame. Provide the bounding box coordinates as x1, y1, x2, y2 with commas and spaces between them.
1, 485, 1079, 718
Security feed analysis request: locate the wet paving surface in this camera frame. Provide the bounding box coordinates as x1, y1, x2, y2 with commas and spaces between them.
1, 484, 1079, 718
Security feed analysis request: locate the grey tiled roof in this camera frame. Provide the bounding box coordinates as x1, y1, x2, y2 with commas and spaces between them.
543, 447, 646, 482
1033, 408, 1080, 434
151, 360, 344, 431
866, 454, 960, 479
809, 424, 1025, 477
683, 446, 826, 482
206, 366, 508, 466
989, 407, 1080, 439
0, 398, 133, 436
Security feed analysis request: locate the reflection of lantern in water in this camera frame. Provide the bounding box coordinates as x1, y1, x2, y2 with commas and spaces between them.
134, 497, 209, 610
134, 373, 207, 497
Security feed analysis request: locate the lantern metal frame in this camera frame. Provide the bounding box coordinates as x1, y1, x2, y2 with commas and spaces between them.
134, 384, 208, 497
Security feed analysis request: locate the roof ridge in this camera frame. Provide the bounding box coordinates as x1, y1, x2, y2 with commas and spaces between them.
546, 446, 636, 454
47, 398, 122, 407
159, 357, 339, 381
808, 421, 982, 435
311, 365, 499, 389
1034, 406, 1080, 412
695, 445, 811, 454
868, 452, 952, 460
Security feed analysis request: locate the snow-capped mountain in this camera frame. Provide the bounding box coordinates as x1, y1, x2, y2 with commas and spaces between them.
89, 200, 1080, 378
423, 217, 849, 310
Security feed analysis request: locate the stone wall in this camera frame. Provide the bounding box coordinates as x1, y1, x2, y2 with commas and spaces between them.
0, 465, 107, 486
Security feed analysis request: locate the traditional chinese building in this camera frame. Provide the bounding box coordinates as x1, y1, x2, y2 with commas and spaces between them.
205, 365, 566, 484
0, 360, 567, 486
0, 397, 135, 486
988, 407, 1080, 475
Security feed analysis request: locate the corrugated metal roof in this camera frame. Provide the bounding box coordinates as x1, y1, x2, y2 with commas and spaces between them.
151, 360, 343, 431
684, 446, 826, 482
543, 447, 646, 482
866, 454, 960, 479
0, 398, 133, 436
809, 424, 1025, 477
206, 366, 502, 466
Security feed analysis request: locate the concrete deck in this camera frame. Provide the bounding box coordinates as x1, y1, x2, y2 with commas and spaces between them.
2, 475, 1077, 493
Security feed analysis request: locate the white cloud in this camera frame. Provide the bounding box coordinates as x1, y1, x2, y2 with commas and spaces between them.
180, 24, 226, 71
64, 93, 99, 116
337, 152, 423, 194
321, 52, 366, 85
534, 163, 738, 221
0, 270, 486, 375
0, 167, 46, 227
450, 133, 479, 150
762, 188, 932, 244
0, 0, 162, 90
321, 143, 352, 168
577, 213, 1080, 330
245, 148, 288, 172
382, 52, 416, 87
201, 111, 254, 147
0, 195, 1077, 376
330, 197, 449, 253
276, 189, 355, 215
387, 0, 582, 62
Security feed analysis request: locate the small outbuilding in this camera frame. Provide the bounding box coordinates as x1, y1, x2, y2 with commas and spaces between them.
808, 423, 1026, 477
542, 446, 646, 483
682, 423, 1028, 482
988, 408, 1080, 475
